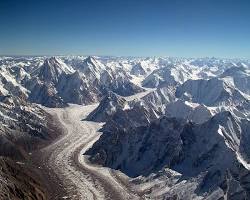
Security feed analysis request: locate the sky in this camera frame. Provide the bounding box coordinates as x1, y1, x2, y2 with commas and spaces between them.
0, 0, 250, 58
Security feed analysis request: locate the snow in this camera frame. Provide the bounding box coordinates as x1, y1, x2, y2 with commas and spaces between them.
0, 67, 29, 96
217, 125, 236, 151
236, 152, 250, 170
0, 110, 18, 122
123, 102, 131, 110
129, 75, 144, 86
54, 57, 75, 74
123, 88, 155, 101
0, 84, 9, 95
218, 124, 250, 171
184, 101, 200, 108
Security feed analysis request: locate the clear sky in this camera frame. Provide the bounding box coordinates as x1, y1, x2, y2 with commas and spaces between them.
0, 0, 249, 58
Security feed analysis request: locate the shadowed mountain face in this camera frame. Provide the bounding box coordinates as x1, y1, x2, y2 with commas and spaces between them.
86, 112, 247, 176
86, 112, 250, 198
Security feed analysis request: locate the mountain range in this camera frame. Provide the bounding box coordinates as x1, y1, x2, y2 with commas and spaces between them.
0, 55, 250, 199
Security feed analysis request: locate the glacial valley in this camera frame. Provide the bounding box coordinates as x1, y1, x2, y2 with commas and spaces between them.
0, 55, 250, 199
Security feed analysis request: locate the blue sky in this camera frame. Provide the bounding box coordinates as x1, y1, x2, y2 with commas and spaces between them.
0, 0, 249, 58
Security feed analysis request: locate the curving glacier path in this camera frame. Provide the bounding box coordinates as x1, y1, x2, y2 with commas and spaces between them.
39, 91, 153, 199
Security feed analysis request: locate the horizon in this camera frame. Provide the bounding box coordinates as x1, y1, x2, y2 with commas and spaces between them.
1, 54, 249, 60
0, 0, 250, 58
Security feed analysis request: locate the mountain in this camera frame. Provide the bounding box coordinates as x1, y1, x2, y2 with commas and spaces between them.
57, 71, 101, 105
86, 91, 154, 130
23, 56, 144, 107
220, 66, 250, 95
141, 86, 176, 114
175, 77, 248, 106
86, 111, 250, 199
142, 64, 193, 88
28, 82, 66, 107
142, 66, 177, 88
0, 66, 29, 101
33, 57, 74, 83
0, 75, 56, 199
0, 95, 52, 159
76, 56, 105, 83
86, 91, 127, 122
4, 56, 248, 108
72, 56, 145, 96
25, 57, 73, 107
165, 100, 213, 124
130, 63, 146, 76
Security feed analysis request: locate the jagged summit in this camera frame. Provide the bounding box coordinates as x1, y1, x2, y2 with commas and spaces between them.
84, 56, 99, 64
77, 56, 105, 76
35, 57, 74, 83
44, 57, 75, 74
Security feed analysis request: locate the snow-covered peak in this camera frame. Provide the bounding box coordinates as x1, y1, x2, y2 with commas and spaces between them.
45, 57, 75, 74
78, 56, 106, 74
0, 67, 29, 99
34, 57, 74, 83
220, 66, 250, 95
176, 77, 247, 106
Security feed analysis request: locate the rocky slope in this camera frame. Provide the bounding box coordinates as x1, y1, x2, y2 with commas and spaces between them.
0, 157, 47, 200
0, 103, 50, 199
